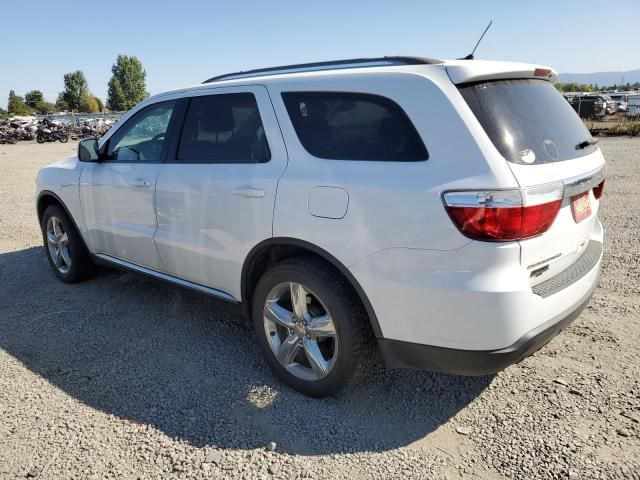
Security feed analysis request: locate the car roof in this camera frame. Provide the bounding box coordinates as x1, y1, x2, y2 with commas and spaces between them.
202, 56, 443, 83
147, 58, 556, 102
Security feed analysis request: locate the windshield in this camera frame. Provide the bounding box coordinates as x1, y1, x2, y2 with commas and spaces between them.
459, 79, 597, 165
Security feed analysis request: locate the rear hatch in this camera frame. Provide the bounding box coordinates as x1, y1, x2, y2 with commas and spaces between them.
453, 70, 604, 287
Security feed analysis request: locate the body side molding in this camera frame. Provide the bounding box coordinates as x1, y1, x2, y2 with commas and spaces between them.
93, 254, 239, 303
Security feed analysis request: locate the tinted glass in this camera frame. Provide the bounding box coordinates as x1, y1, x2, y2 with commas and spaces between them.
177, 93, 270, 163
459, 79, 597, 165
282, 92, 427, 161
107, 101, 175, 162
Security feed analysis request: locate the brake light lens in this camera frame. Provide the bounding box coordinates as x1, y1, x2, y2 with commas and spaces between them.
593, 179, 605, 200
534, 68, 552, 77
443, 184, 563, 242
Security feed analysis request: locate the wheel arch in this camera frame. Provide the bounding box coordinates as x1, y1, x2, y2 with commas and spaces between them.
36, 190, 91, 253
241, 237, 383, 338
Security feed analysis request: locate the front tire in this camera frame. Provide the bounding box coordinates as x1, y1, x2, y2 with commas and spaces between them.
41, 205, 95, 283
36, 134, 45, 144
252, 257, 375, 397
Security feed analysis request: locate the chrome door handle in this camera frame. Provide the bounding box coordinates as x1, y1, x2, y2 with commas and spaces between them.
131, 178, 151, 188
232, 187, 265, 198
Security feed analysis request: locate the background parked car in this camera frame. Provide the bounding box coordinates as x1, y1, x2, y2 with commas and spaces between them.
608, 93, 629, 112
627, 94, 640, 117
602, 95, 616, 115
568, 95, 607, 118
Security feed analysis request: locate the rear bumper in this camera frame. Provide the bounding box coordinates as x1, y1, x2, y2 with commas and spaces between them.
377, 271, 598, 375
350, 218, 604, 352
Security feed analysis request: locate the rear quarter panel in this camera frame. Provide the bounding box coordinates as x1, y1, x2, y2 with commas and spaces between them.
268, 69, 519, 268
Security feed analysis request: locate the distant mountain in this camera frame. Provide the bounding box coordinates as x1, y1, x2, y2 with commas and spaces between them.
558, 69, 640, 87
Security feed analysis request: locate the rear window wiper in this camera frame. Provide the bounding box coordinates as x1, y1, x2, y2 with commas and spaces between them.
575, 138, 599, 150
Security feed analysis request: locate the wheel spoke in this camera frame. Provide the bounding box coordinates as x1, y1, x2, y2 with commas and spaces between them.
54, 249, 63, 267
303, 337, 329, 377
264, 300, 295, 328
52, 219, 63, 237
60, 248, 72, 267
46, 230, 57, 245
59, 232, 69, 246
290, 282, 308, 319
306, 314, 336, 338
277, 333, 301, 365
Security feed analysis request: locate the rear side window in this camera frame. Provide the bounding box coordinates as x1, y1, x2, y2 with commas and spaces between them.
459, 79, 597, 165
281, 92, 427, 161
177, 93, 270, 163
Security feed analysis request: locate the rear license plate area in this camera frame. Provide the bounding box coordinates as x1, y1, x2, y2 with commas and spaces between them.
571, 191, 591, 223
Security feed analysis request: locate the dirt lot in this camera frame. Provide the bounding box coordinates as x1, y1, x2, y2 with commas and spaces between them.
0, 139, 639, 479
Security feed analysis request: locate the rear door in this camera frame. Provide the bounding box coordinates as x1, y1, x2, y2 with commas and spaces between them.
153, 85, 287, 299
458, 79, 605, 285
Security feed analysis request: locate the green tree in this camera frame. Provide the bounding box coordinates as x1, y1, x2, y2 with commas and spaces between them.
0, 106, 7, 118
24, 90, 44, 109
55, 93, 69, 112
107, 55, 149, 111
7, 90, 33, 115
24, 90, 57, 114
62, 71, 89, 111
80, 93, 100, 113
95, 97, 104, 112
36, 101, 56, 114
555, 82, 594, 93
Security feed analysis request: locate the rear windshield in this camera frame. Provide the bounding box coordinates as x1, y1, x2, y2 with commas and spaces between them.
459, 79, 597, 165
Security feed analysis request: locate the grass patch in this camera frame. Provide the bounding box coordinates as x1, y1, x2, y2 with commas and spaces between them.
585, 118, 640, 137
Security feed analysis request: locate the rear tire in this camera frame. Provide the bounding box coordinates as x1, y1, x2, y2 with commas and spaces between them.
252, 257, 375, 397
36, 134, 45, 144
41, 204, 95, 283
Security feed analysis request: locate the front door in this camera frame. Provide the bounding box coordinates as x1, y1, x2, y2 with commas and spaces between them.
79, 100, 177, 270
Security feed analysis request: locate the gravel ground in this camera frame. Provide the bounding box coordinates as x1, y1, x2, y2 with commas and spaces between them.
0, 139, 638, 479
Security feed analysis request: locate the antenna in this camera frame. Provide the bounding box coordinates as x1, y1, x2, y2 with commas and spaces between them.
460, 20, 493, 60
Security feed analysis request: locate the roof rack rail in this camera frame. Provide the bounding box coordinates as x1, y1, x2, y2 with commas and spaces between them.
202, 56, 442, 84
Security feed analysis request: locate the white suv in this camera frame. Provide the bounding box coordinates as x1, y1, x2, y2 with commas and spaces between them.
36, 57, 605, 397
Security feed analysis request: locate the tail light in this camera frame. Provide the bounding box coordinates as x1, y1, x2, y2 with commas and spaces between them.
593, 180, 605, 200
443, 183, 563, 242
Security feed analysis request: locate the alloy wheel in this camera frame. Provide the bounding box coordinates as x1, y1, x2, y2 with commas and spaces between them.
46, 216, 71, 274
263, 282, 338, 381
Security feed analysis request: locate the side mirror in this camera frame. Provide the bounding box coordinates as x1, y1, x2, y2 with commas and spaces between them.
78, 138, 100, 162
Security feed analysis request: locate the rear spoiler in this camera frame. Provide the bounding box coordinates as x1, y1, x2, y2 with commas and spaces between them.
445, 60, 557, 85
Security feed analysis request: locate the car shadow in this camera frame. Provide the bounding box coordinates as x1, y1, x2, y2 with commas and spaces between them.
0, 247, 494, 455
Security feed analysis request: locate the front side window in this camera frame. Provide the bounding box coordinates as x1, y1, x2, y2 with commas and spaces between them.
281, 91, 428, 161
177, 93, 270, 163
106, 101, 176, 162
